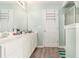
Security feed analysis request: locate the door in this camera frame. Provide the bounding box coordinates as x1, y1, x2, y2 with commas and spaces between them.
65, 26, 76, 58
42, 9, 59, 47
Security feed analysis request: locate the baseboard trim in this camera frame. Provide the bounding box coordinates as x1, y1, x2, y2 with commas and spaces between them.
37, 45, 65, 48
37, 45, 64, 48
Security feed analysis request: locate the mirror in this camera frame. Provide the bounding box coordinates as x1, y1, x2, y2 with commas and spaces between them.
0, 1, 28, 33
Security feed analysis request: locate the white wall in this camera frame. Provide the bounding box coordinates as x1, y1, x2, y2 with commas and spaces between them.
59, 8, 65, 47
28, 4, 43, 45
13, 5, 28, 32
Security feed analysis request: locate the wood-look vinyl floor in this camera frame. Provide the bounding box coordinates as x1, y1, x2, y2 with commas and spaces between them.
30, 47, 60, 58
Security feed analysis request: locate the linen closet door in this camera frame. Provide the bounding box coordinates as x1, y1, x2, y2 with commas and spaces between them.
43, 9, 59, 47
65, 6, 76, 58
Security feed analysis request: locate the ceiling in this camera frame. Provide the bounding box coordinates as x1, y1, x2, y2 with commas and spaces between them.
0, 1, 64, 5
27, 1, 64, 9
30, 1, 64, 5
0, 1, 65, 9
0, 1, 17, 5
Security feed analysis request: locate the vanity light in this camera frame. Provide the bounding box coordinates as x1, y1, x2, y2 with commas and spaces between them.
17, 1, 25, 9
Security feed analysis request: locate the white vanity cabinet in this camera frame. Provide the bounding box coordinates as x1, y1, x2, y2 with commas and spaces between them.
22, 33, 37, 58
0, 33, 37, 58
1, 37, 23, 58
22, 35, 32, 58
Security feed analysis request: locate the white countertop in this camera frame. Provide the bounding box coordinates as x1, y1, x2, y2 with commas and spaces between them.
0, 32, 37, 44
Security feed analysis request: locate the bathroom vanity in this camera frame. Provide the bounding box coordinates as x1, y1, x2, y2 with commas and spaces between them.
0, 33, 37, 58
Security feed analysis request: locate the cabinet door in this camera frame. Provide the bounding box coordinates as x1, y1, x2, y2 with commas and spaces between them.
3, 39, 23, 58
66, 27, 76, 58
31, 33, 37, 53
76, 27, 79, 57
22, 37, 31, 58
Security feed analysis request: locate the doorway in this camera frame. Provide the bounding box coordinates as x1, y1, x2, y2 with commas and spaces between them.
42, 8, 59, 47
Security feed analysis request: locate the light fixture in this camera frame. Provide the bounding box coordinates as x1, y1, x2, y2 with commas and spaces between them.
17, 1, 25, 9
